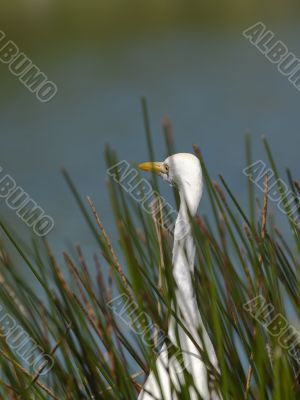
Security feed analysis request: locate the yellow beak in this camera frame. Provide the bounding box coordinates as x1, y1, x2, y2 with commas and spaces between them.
138, 162, 163, 174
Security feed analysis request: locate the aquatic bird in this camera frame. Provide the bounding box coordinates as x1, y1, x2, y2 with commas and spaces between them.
137, 153, 220, 400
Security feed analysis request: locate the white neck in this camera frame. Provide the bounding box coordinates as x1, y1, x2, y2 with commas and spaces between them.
172, 182, 202, 325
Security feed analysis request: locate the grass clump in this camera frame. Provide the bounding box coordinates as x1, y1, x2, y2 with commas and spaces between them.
0, 102, 300, 399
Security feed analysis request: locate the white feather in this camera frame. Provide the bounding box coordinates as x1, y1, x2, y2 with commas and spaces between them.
138, 153, 220, 400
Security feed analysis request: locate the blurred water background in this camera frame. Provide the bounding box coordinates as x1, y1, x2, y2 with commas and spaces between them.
0, 1, 300, 278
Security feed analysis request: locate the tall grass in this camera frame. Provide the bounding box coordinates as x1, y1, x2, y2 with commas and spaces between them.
0, 102, 299, 399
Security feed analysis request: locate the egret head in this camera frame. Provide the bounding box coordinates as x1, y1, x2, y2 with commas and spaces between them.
138, 153, 201, 187
138, 153, 203, 215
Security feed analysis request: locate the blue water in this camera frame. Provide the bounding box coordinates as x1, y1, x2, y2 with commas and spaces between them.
0, 26, 299, 277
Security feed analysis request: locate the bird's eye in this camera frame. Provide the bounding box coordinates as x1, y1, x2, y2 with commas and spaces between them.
163, 164, 169, 174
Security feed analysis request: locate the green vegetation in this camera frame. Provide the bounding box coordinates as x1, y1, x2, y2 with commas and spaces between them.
0, 1, 298, 47
0, 101, 299, 399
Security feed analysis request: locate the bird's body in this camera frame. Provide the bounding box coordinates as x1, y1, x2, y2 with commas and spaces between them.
138, 153, 220, 400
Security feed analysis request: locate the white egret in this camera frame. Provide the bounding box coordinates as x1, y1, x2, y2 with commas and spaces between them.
137, 153, 220, 400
